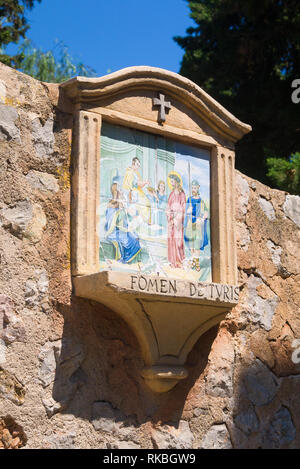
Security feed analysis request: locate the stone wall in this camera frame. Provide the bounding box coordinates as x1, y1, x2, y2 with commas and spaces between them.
0, 62, 299, 449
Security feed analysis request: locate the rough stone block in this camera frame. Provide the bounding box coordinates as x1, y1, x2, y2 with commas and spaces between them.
0, 103, 20, 143
151, 420, 194, 449
26, 170, 59, 193
31, 115, 54, 159
242, 360, 278, 407
283, 195, 300, 228
200, 424, 232, 449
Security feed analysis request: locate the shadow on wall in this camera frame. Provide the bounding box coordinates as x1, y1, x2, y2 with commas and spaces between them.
47, 295, 299, 448
49, 295, 217, 441
228, 345, 299, 449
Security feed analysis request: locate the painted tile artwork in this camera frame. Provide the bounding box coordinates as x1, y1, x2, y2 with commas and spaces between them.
99, 122, 212, 282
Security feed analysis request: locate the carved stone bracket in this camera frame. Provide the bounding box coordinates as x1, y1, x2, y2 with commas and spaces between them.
73, 271, 239, 392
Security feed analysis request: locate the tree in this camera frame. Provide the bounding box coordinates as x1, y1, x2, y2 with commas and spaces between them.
174, 0, 300, 193
17, 39, 96, 82
266, 152, 300, 194
0, 0, 41, 67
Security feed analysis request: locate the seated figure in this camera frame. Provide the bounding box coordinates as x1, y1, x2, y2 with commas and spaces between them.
105, 183, 141, 263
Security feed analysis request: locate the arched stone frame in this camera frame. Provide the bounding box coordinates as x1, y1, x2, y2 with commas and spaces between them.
61, 67, 251, 392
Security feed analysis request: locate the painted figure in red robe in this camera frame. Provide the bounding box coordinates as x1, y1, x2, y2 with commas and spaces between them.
167, 172, 186, 268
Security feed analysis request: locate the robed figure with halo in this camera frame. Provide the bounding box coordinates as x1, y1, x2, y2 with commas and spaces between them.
166, 172, 186, 269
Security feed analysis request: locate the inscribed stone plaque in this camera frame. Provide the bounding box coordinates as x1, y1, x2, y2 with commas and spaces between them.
99, 122, 212, 283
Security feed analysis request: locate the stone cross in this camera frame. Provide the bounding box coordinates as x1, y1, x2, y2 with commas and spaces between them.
152, 93, 171, 124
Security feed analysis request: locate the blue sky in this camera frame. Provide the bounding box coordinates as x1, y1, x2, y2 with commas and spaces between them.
8, 0, 195, 76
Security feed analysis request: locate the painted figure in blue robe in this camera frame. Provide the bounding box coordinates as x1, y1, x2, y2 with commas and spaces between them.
147, 180, 167, 235
184, 180, 209, 271
156, 180, 167, 235
105, 183, 141, 263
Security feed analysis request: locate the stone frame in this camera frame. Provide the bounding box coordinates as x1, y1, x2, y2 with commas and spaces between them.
71, 112, 238, 286
61, 67, 251, 392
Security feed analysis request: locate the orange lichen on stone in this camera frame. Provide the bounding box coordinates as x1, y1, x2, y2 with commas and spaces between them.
56, 165, 70, 191
0, 417, 27, 449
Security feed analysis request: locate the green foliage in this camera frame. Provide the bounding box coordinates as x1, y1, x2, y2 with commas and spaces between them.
175, 0, 300, 193
17, 39, 96, 82
267, 153, 300, 195
0, 0, 41, 67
